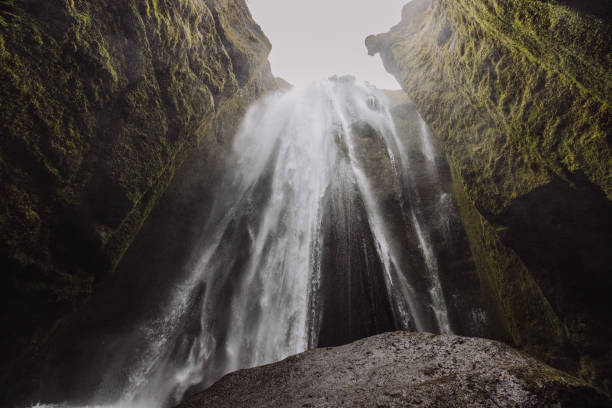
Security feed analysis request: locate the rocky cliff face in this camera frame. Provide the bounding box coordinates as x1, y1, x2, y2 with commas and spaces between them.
367, 0, 612, 394
384, 91, 509, 341
177, 331, 612, 408
0, 0, 278, 402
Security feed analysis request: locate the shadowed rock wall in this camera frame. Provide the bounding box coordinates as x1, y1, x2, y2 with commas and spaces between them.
367, 0, 612, 394
0, 0, 278, 403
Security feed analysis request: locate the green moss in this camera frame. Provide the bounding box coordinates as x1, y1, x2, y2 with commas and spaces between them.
1, 0, 269, 277
377, 0, 610, 207
451, 166, 568, 363
0, 0, 278, 398
147, 0, 160, 21
370, 0, 612, 393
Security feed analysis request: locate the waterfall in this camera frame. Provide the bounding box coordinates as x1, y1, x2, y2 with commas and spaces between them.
33, 78, 453, 408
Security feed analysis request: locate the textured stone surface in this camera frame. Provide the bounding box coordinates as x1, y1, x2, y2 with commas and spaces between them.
0, 0, 276, 402
367, 0, 612, 393
177, 331, 612, 408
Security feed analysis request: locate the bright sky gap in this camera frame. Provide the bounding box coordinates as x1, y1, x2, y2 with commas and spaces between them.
246, 0, 407, 89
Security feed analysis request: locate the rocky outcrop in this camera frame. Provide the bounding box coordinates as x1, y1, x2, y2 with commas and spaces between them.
177, 331, 611, 407
367, 0, 612, 394
0, 0, 278, 403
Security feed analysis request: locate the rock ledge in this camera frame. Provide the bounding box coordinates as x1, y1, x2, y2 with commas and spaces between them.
177, 332, 611, 407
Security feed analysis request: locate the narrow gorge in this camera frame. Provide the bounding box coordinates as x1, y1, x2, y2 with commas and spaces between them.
0, 0, 610, 407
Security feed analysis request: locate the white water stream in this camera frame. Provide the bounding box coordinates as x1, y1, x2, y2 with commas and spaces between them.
33, 78, 452, 408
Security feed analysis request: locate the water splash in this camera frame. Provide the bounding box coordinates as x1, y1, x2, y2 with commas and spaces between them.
418, 114, 436, 163
33, 78, 453, 408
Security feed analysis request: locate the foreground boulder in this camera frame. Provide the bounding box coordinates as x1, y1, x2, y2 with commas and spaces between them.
177, 332, 611, 407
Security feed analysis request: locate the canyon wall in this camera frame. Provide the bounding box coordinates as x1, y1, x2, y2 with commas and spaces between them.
0, 0, 279, 402
367, 0, 612, 393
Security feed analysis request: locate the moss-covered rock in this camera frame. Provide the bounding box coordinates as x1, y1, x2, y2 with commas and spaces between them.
0, 0, 276, 401
368, 0, 612, 394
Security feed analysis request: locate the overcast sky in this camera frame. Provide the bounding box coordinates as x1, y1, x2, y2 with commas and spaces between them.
246, 0, 406, 90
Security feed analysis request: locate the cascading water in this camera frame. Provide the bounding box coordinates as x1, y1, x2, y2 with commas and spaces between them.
33, 78, 454, 408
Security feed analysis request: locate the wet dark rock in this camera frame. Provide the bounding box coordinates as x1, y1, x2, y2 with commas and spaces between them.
177, 331, 611, 408
367, 0, 612, 393
0, 0, 278, 404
